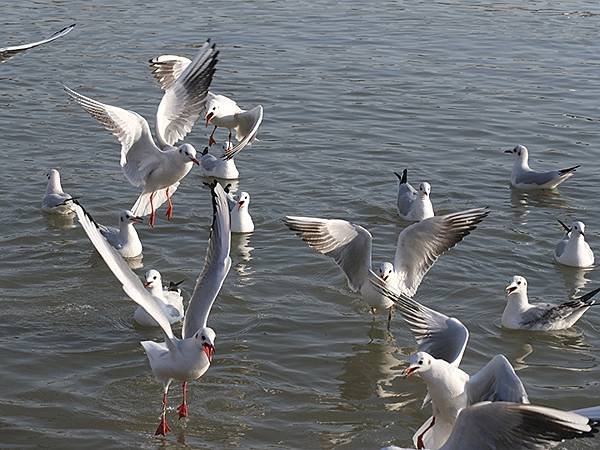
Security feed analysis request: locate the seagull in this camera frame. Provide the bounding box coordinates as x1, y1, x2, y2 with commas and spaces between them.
502, 275, 600, 331
380, 401, 598, 450
283, 208, 488, 328
504, 145, 579, 190
94, 210, 144, 259
71, 182, 231, 436
64, 40, 218, 227
554, 219, 594, 268
230, 191, 254, 233
148, 54, 263, 159
133, 270, 184, 327
1, 24, 75, 64
395, 169, 434, 221
199, 142, 239, 179
42, 169, 76, 215
369, 277, 528, 449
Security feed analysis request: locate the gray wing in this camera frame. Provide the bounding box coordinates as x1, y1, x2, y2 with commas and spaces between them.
283, 216, 372, 292
182, 183, 232, 338
522, 288, 600, 328
554, 236, 569, 258
42, 192, 72, 209
222, 105, 264, 160
369, 274, 468, 366
394, 208, 489, 296
396, 183, 417, 217
515, 170, 561, 186
154, 41, 219, 147
467, 354, 529, 405
0, 24, 75, 64
98, 225, 121, 249
200, 153, 219, 172
442, 402, 595, 450
572, 405, 600, 421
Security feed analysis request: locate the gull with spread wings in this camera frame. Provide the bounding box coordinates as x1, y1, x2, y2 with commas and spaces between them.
1, 24, 75, 64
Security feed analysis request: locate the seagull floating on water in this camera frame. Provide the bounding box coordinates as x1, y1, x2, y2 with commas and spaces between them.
1, 24, 75, 64
42, 169, 76, 215
199, 142, 239, 179
502, 275, 600, 331
133, 269, 184, 327
230, 191, 254, 233
94, 210, 144, 259
505, 145, 579, 190
554, 219, 594, 268
395, 169, 434, 221
283, 208, 488, 328
72, 182, 231, 436
64, 40, 218, 226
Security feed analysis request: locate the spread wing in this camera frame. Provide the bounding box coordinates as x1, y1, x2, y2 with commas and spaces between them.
283, 216, 372, 292
443, 402, 596, 450
467, 354, 529, 405
73, 201, 175, 344
222, 105, 264, 160
0, 24, 75, 64
64, 85, 163, 187
152, 41, 219, 147
182, 182, 232, 338
370, 275, 468, 366
394, 208, 489, 296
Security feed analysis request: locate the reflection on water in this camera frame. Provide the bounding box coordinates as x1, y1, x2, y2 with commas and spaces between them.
44, 211, 76, 230
231, 233, 254, 282
510, 189, 571, 223
555, 264, 593, 296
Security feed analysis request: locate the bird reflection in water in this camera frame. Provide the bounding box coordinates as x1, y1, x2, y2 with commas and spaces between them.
44, 211, 76, 230
231, 233, 254, 282
509, 189, 570, 224
555, 264, 593, 296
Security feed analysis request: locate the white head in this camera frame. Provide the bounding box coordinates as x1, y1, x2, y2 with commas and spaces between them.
205, 97, 220, 125
505, 144, 529, 162
571, 221, 586, 238
178, 143, 200, 165
46, 168, 63, 192
505, 275, 527, 297
419, 182, 431, 197
237, 192, 251, 210
377, 262, 395, 282
403, 351, 434, 377
120, 209, 143, 226
143, 269, 162, 290
194, 326, 216, 362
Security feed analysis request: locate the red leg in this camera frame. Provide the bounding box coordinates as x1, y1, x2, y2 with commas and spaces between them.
209, 126, 217, 146
165, 188, 173, 220
155, 391, 172, 436
149, 192, 155, 228
416, 416, 435, 449
177, 382, 188, 419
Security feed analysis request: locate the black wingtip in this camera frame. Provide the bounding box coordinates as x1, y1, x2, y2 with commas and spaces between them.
394, 169, 408, 184
202, 146, 209, 156
558, 165, 580, 175
557, 219, 571, 232
168, 280, 185, 291
577, 287, 600, 304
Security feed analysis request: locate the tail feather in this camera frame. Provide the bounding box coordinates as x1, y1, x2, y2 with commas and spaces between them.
577, 287, 600, 305
131, 182, 180, 217
559, 165, 580, 175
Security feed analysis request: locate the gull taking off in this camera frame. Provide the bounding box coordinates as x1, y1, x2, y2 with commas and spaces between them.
148, 54, 263, 159
1, 24, 75, 64
554, 219, 594, 268
502, 275, 600, 331
505, 145, 579, 190
42, 169, 76, 215
64, 40, 218, 226
133, 270, 184, 327
395, 169, 434, 221
283, 208, 488, 327
72, 182, 231, 436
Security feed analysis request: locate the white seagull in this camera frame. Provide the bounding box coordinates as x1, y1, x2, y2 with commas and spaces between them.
381, 401, 598, 450
1, 24, 75, 64
42, 169, 76, 215
93, 210, 144, 259
148, 54, 264, 160
230, 191, 254, 233
283, 208, 488, 327
395, 169, 434, 221
199, 142, 239, 179
133, 269, 184, 327
554, 219, 594, 268
64, 40, 218, 226
72, 182, 231, 436
505, 145, 579, 190
502, 275, 600, 331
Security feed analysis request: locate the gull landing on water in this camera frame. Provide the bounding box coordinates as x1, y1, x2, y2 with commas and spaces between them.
64, 40, 218, 227
0, 24, 75, 64
42, 169, 76, 215
502, 275, 600, 331
133, 270, 184, 327
554, 219, 594, 268
395, 169, 434, 221
505, 145, 579, 190
72, 183, 231, 436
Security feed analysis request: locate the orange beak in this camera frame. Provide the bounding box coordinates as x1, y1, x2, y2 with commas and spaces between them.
202, 343, 215, 362
205, 112, 214, 127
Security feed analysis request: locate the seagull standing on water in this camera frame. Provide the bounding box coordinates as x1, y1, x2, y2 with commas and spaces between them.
505, 145, 579, 190
283, 208, 488, 328
502, 275, 600, 331
72, 182, 231, 436
1, 24, 75, 64
133, 269, 184, 327
395, 169, 434, 221
554, 219, 594, 268
42, 169, 76, 215
64, 40, 218, 226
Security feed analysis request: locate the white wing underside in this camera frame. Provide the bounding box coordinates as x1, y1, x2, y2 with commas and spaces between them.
0, 24, 75, 64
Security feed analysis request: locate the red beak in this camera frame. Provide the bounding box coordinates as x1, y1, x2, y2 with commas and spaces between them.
403, 366, 418, 377
205, 112, 214, 127
143, 281, 151, 288
202, 343, 215, 362
131, 216, 143, 223
190, 156, 200, 166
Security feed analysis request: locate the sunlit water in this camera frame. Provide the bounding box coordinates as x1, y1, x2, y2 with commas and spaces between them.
2, 1, 600, 448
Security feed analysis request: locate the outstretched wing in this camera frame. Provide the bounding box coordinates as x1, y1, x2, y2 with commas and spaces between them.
370, 275, 468, 366
182, 183, 232, 338
152, 41, 219, 147
283, 216, 372, 292
222, 105, 264, 160
0, 24, 75, 64
73, 201, 175, 343
64, 85, 163, 187
394, 208, 489, 296
467, 354, 529, 405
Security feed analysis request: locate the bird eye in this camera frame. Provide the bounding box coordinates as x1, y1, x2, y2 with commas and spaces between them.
517, 281, 521, 285
120, 217, 123, 222
201, 335, 206, 341
153, 276, 157, 280
418, 360, 423, 365
212, 107, 216, 111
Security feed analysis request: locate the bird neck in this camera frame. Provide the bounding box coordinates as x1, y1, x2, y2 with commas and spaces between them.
514, 156, 530, 171
148, 283, 164, 299
505, 292, 530, 312
120, 222, 139, 241
46, 176, 63, 194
